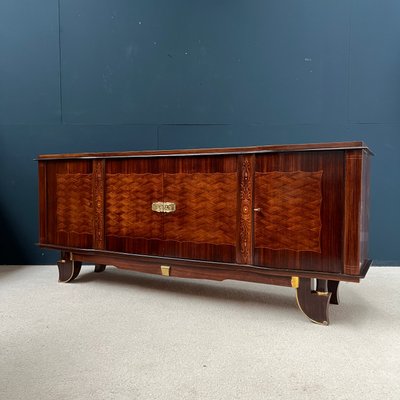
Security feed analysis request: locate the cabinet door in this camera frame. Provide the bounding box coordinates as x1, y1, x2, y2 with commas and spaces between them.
104, 156, 237, 261
254, 151, 344, 273
42, 160, 94, 249
162, 156, 238, 263
105, 158, 164, 255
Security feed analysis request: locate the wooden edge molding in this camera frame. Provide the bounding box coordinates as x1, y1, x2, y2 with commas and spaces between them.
36, 141, 373, 160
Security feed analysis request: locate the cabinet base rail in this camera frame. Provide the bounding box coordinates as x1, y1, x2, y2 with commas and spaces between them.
55, 250, 367, 326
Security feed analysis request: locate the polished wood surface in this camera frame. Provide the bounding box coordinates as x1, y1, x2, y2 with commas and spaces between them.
104, 155, 238, 262
161, 155, 237, 263
360, 150, 371, 271
38, 162, 47, 244
38, 141, 372, 160
40, 244, 368, 283
94, 264, 106, 273
57, 259, 82, 283
163, 172, 237, 245
105, 157, 163, 256
254, 151, 344, 273
43, 160, 93, 249
343, 149, 371, 275
296, 278, 331, 325
328, 280, 340, 305
38, 142, 372, 324
236, 155, 255, 264
93, 159, 105, 250
255, 170, 323, 252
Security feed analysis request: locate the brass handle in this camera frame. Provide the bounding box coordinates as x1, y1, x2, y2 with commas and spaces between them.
163, 202, 176, 213
152, 202, 176, 213
253, 208, 261, 212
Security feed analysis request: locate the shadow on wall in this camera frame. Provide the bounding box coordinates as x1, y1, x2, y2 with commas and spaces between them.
0, 206, 30, 265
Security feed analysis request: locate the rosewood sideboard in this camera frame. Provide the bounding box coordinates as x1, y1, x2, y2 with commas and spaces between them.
38, 141, 372, 325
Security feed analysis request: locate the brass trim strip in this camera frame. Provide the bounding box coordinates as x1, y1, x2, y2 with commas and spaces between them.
291, 276, 299, 289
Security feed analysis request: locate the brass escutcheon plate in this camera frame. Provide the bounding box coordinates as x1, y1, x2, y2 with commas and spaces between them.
152, 202, 176, 213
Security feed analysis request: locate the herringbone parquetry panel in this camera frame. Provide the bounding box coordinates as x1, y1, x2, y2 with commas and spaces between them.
106, 174, 163, 239
164, 173, 237, 245
255, 171, 323, 252
56, 174, 93, 234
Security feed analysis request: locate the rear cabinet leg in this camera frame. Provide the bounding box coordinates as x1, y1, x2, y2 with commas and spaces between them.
317, 278, 339, 305
292, 277, 331, 325
57, 257, 82, 283
94, 264, 106, 273
328, 280, 340, 305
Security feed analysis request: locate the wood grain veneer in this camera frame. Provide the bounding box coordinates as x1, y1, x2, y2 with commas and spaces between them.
38, 141, 372, 325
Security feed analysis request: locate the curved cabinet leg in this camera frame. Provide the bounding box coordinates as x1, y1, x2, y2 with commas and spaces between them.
57, 259, 82, 283
94, 264, 106, 273
328, 280, 340, 305
292, 277, 331, 325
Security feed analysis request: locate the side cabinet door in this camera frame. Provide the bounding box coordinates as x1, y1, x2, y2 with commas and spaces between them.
104, 158, 164, 256
41, 160, 94, 249
254, 151, 344, 273
162, 156, 238, 263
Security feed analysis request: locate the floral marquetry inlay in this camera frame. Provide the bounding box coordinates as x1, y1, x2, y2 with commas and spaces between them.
93, 160, 105, 249
237, 156, 254, 264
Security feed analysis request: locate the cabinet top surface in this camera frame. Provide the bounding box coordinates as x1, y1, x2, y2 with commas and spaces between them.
38, 141, 372, 160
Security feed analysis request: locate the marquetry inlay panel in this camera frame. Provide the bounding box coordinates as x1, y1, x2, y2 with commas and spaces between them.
163, 172, 237, 245
105, 173, 163, 239
255, 170, 323, 253
56, 174, 93, 234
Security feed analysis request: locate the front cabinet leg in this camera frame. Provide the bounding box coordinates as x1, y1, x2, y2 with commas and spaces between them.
57, 258, 82, 283
292, 277, 332, 325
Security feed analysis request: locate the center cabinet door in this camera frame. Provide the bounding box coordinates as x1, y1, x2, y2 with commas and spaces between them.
105, 156, 238, 262
105, 158, 164, 256
162, 155, 238, 262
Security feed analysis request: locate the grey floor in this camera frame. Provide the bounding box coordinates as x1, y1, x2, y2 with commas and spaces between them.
1, 265, 399, 400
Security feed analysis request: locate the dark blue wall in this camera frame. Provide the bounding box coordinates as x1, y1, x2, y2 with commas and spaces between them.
0, 0, 399, 264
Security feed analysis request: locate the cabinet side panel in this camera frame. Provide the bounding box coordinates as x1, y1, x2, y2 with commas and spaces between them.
360, 151, 371, 264
344, 150, 368, 275
38, 161, 47, 244
344, 151, 361, 274
254, 151, 344, 273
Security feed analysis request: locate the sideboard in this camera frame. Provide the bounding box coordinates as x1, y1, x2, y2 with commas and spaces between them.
38, 141, 372, 325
